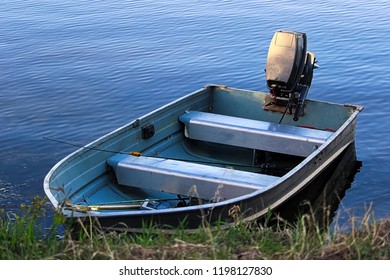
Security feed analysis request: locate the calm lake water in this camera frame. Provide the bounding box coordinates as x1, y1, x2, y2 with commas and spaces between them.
1, 0, 389, 223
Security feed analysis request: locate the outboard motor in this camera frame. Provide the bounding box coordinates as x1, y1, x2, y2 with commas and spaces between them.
265, 30, 317, 121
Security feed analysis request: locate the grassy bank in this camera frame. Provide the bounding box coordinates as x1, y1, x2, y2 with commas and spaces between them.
1, 196, 389, 260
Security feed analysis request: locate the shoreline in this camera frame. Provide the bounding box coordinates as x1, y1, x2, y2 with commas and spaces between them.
1, 198, 389, 260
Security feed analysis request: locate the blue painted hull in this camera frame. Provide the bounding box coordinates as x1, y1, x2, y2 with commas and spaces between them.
44, 85, 363, 231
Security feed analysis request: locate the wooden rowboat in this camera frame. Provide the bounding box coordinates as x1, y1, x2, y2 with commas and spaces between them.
44, 31, 363, 231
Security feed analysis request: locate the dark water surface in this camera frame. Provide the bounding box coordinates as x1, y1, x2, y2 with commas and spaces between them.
1, 0, 389, 223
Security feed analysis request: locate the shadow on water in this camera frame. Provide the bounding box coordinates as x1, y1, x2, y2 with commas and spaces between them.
268, 142, 362, 229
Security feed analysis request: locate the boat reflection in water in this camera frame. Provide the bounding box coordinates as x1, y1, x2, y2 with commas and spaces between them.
270, 142, 362, 229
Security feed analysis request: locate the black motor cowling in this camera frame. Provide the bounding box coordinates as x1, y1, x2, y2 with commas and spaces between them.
265, 30, 317, 121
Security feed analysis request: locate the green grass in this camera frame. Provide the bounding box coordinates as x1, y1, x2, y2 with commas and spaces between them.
1, 196, 389, 260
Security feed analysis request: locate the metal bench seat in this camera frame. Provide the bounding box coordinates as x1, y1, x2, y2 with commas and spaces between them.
107, 154, 279, 201
179, 111, 333, 157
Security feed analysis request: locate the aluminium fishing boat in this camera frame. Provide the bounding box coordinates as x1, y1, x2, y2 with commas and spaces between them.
44, 30, 363, 231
